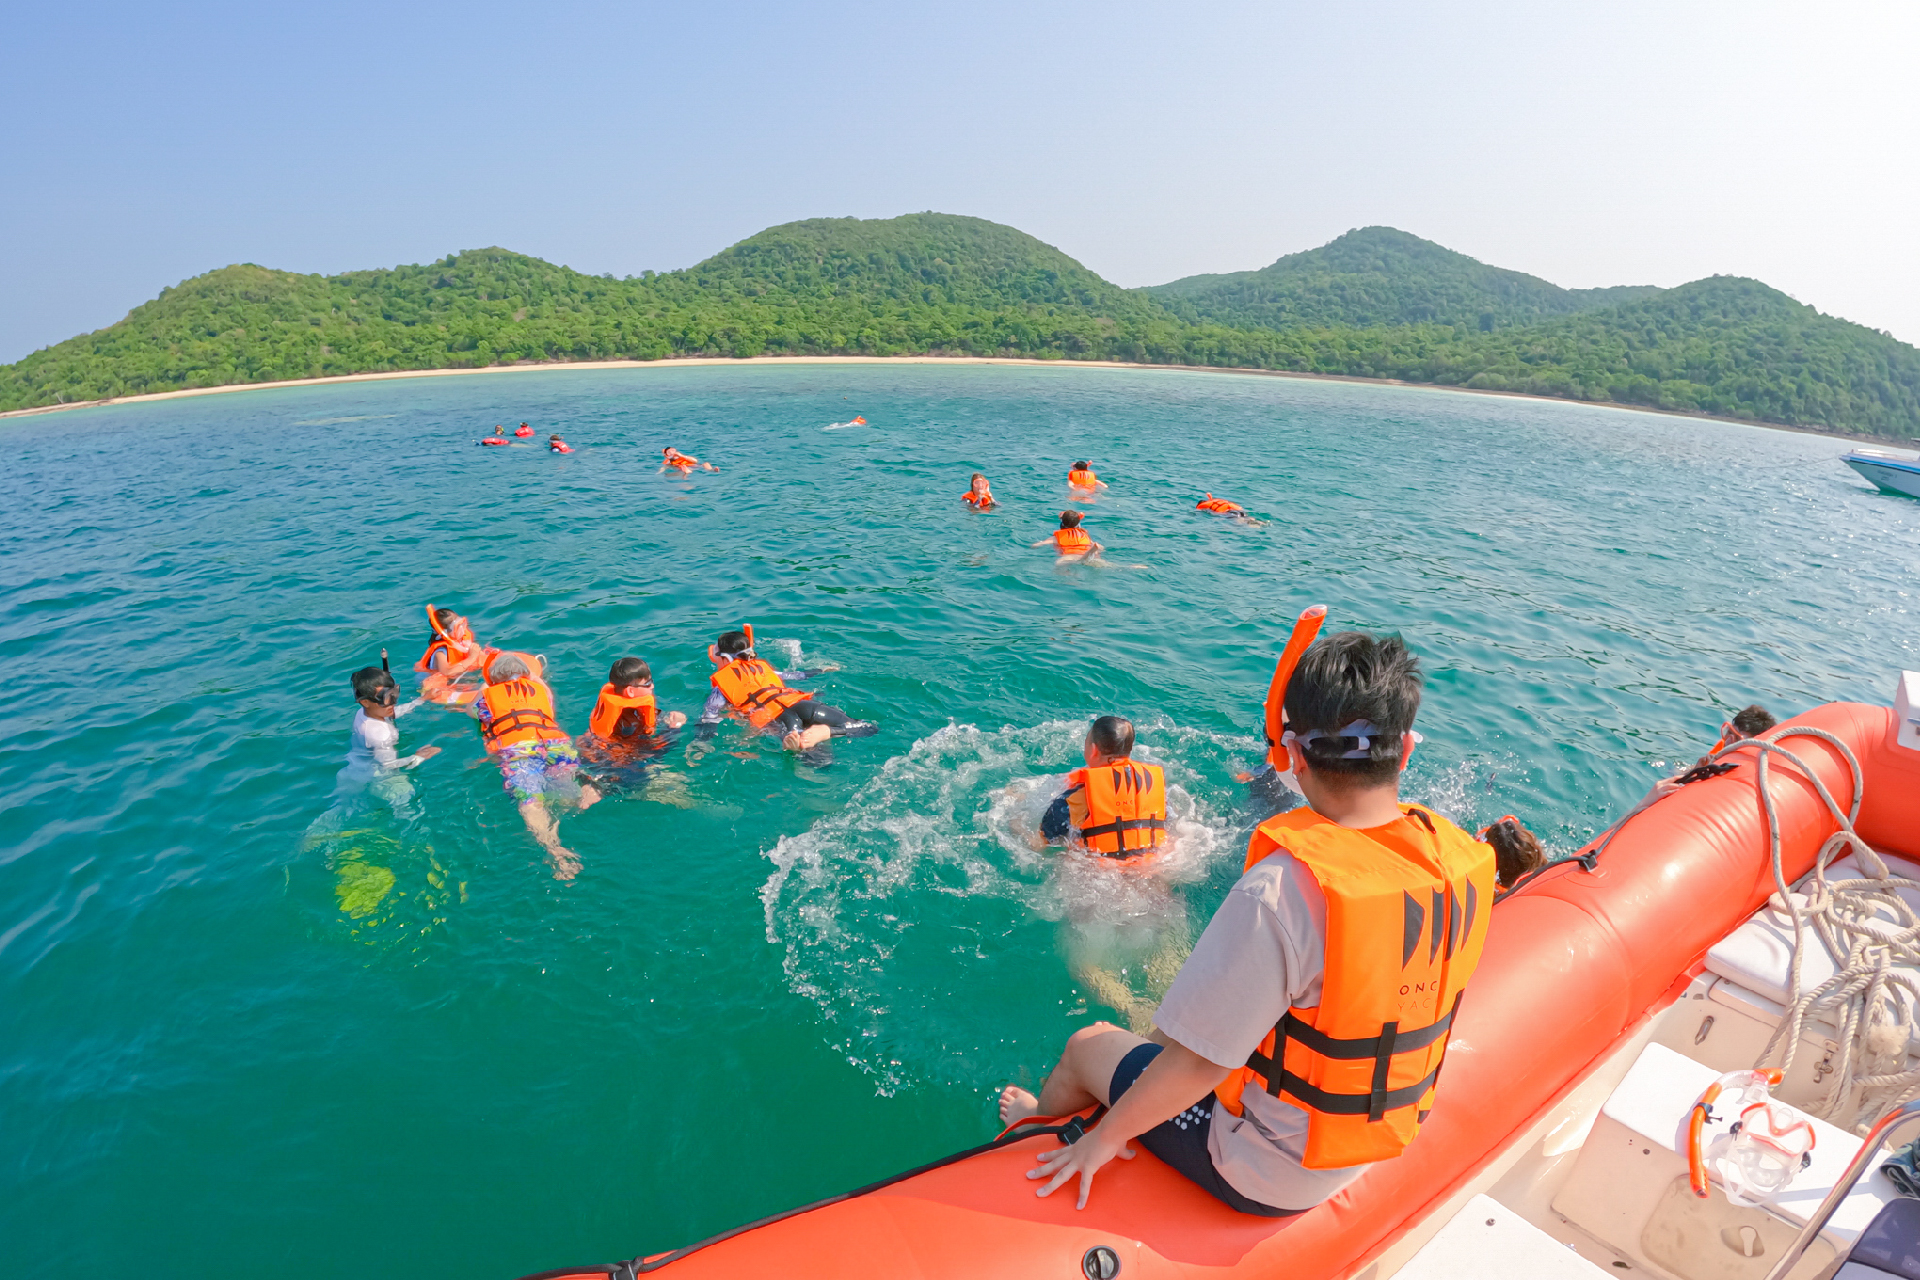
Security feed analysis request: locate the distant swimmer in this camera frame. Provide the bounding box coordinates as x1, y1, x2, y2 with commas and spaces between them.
481, 427, 510, 447
548, 433, 573, 453
469, 650, 601, 880
692, 625, 876, 759
1035, 510, 1102, 559
514, 422, 535, 438
415, 605, 491, 704
823, 415, 869, 431
963, 472, 996, 510
1197, 493, 1264, 526
1067, 461, 1108, 494
334, 665, 440, 813
662, 447, 718, 474
1037, 716, 1167, 862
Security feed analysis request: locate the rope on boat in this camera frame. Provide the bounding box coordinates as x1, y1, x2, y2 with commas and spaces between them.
1739, 727, 1920, 1133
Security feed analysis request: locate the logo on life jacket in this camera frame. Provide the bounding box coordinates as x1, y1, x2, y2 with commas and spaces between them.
1214, 803, 1496, 1169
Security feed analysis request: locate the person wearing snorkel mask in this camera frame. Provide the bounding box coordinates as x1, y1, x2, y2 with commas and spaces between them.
689, 625, 875, 762
335, 666, 441, 812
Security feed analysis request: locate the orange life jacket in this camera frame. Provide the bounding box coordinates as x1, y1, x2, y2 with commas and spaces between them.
550, 440, 573, 453
514, 425, 534, 437
415, 606, 482, 674
665, 450, 699, 470
1214, 803, 1496, 1169
711, 657, 811, 729
1071, 761, 1168, 858
588, 684, 657, 739
482, 437, 508, 446
1198, 494, 1243, 513
1053, 527, 1093, 553
479, 677, 567, 751
1068, 469, 1098, 488
963, 489, 994, 508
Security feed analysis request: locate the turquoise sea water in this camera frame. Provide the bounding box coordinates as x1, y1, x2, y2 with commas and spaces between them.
3, 363, 1915, 1278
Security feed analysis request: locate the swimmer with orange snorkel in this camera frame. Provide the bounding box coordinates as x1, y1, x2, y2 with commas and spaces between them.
1197, 493, 1264, 526
963, 473, 996, 510
415, 605, 494, 704
662, 447, 718, 474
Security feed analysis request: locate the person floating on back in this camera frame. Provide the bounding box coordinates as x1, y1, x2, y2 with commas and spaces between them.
336, 665, 441, 813
662, 447, 718, 474
963, 472, 996, 510
1067, 461, 1107, 494
693, 625, 875, 758
513, 422, 535, 438
548, 433, 573, 454
415, 605, 491, 703
998, 630, 1496, 1215
481, 426, 509, 447
1036, 716, 1167, 862
470, 650, 600, 880
1035, 510, 1101, 559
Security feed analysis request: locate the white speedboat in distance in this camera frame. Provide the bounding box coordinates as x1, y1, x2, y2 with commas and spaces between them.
1844, 449, 1920, 499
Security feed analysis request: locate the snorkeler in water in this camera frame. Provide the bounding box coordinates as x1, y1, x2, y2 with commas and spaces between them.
691, 625, 875, 760
1036, 717, 1168, 861
1067, 461, 1108, 494
1035, 510, 1101, 559
481, 427, 509, 447
415, 605, 491, 704
963, 472, 996, 510
662, 447, 718, 474
580, 656, 694, 799
470, 650, 601, 880
514, 422, 535, 438
548, 433, 573, 453
335, 665, 441, 814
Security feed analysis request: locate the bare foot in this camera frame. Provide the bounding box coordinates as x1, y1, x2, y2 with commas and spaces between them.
999, 1085, 1040, 1127
548, 847, 581, 880
799, 724, 833, 749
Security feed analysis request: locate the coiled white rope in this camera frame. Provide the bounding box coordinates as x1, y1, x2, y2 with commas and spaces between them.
1738, 727, 1920, 1132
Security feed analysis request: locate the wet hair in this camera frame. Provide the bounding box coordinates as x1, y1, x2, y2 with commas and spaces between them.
1483, 817, 1546, 888
1730, 704, 1777, 738
352, 667, 396, 702
1283, 632, 1423, 784
1087, 716, 1135, 759
1059, 510, 1084, 529
488, 652, 531, 682
716, 629, 753, 657
1072, 461, 1090, 470
609, 656, 651, 687
970, 472, 987, 486
427, 607, 460, 644
549, 433, 563, 440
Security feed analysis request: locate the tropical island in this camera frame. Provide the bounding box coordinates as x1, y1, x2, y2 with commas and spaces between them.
3, 215, 1916, 440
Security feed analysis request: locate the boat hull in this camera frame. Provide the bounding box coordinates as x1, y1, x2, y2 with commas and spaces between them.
532, 701, 1920, 1280
1844, 454, 1920, 499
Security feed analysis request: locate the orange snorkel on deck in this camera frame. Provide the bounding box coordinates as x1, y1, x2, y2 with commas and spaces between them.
1263, 604, 1328, 771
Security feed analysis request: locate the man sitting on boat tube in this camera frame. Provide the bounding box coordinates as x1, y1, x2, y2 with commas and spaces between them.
1000, 632, 1497, 1214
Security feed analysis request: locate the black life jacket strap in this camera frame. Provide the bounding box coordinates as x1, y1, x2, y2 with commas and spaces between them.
1245, 991, 1466, 1123
1077, 816, 1168, 840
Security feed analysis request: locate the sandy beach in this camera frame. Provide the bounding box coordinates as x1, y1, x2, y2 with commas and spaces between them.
0, 354, 1888, 443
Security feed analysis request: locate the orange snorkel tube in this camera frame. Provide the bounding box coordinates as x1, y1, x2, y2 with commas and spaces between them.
1263, 605, 1328, 770
1687, 1068, 1784, 1197
710, 623, 755, 667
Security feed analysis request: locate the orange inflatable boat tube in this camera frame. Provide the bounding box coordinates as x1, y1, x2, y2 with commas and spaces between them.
523, 700, 1920, 1280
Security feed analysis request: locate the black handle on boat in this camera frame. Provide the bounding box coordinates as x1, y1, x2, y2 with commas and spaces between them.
1762, 1097, 1920, 1280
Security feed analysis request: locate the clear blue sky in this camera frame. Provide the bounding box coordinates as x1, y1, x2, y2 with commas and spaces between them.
2, 0, 1914, 363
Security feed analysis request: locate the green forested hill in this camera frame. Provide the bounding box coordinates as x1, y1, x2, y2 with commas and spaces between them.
1148, 226, 1662, 331
3, 214, 1916, 439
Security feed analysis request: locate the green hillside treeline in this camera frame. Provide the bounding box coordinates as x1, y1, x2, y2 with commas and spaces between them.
3, 214, 1916, 439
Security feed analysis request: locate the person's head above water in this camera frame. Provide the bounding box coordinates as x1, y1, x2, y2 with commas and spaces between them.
714, 629, 754, 661
608, 655, 652, 690
483, 651, 544, 684
1728, 704, 1777, 739
1083, 715, 1136, 766
428, 607, 470, 642
352, 666, 398, 706
1072, 461, 1090, 471
1281, 631, 1422, 791
1058, 510, 1084, 529
1480, 815, 1546, 888
970, 472, 990, 492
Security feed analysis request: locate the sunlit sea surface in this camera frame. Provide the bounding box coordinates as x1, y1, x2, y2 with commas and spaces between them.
3, 364, 1915, 1278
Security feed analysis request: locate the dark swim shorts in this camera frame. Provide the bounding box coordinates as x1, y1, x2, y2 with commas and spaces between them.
1108, 1042, 1301, 1218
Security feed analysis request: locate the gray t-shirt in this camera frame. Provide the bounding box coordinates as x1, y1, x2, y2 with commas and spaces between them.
1153, 850, 1373, 1210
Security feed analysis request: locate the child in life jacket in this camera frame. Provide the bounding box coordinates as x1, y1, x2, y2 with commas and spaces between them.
963, 473, 996, 510
548, 434, 573, 453
661, 447, 718, 474
415, 606, 490, 703
1067, 461, 1107, 493
1037, 716, 1168, 860
580, 656, 688, 790
692, 627, 875, 757
1034, 510, 1101, 559
335, 666, 441, 812
470, 651, 601, 879
1000, 631, 1496, 1216
513, 422, 535, 438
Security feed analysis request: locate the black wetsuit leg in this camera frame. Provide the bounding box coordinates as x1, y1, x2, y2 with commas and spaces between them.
1040, 795, 1072, 843
771, 702, 854, 735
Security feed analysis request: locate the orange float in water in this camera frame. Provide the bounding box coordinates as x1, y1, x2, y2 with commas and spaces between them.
520, 697, 1920, 1279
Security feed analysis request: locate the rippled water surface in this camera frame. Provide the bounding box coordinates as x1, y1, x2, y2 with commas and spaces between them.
3, 364, 1915, 1278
